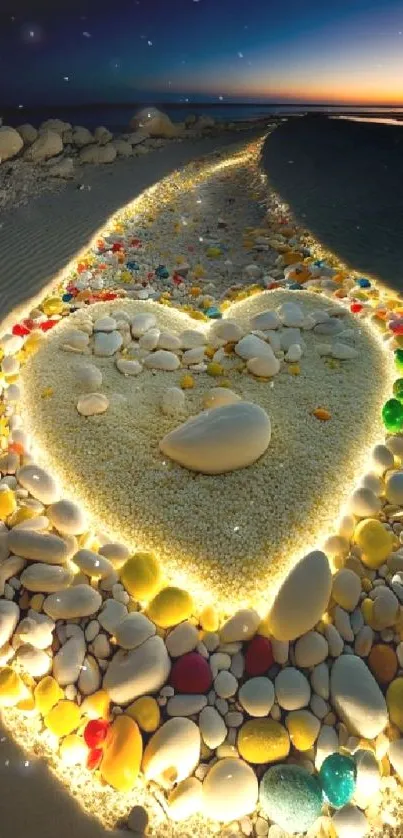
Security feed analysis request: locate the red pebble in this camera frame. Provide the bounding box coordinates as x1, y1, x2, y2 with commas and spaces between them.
102, 292, 118, 301
244, 635, 274, 676
83, 719, 109, 749
12, 324, 30, 336
350, 302, 363, 313
188, 246, 194, 252
112, 242, 123, 252
170, 652, 213, 694
39, 320, 58, 331
267, 282, 279, 290
86, 748, 103, 771
22, 318, 35, 330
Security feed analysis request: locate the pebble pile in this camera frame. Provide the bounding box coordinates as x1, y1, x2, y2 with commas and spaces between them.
1, 136, 403, 838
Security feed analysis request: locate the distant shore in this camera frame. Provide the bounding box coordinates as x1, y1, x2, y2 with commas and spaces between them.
262, 114, 403, 292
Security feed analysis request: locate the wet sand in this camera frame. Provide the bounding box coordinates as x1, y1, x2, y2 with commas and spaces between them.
261, 115, 403, 291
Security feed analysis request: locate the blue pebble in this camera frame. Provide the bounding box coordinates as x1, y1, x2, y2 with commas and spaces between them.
127, 261, 140, 271
155, 265, 170, 279
289, 282, 304, 290
313, 259, 326, 268
356, 277, 371, 288
206, 307, 222, 319
62, 293, 73, 302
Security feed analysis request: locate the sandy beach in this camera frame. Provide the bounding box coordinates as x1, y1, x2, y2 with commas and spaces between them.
261, 115, 403, 291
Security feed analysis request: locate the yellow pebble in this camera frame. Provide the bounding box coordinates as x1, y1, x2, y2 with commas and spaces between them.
0, 667, 28, 707
45, 700, 81, 738
204, 346, 216, 360
288, 364, 301, 376
354, 519, 394, 569
60, 734, 87, 766
34, 676, 63, 716
121, 552, 162, 601
8, 506, 37, 527
237, 719, 290, 764
0, 487, 16, 521
386, 677, 403, 731
147, 586, 193, 629
30, 593, 45, 612
24, 331, 44, 354
180, 374, 195, 390
100, 715, 143, 792
80, 689, 110, 720
207, 362, 224, 377
285, 710, 320, 751
199, 605, 219, 633
41, 387, 54, 399
361, 577, 372, 594
126, 696, 160, 732
42, 296, 64, 316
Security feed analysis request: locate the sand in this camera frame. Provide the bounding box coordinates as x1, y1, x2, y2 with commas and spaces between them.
261, 115, 403, 292
0, 127, 266, 332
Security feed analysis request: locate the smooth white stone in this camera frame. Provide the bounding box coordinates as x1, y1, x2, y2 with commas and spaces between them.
168, 777, 203, 821
199, 706, 227, 748
114, 612, 156, 649
116, 358, 142, 376
44, 584, 102, 619
165, 621, 199, 657
179, 329, 206, 349
75, 363, 102, 391
98, 598, 127, 633
202, 758, 258, 822
212, 320, 244, 342
331, 342, 359, 360
131, 313, 157, 338
385, 470, 403, 504
389, 739, 403, 780
247, 354, 280, 377
275, 667, 311, 710
314, 319, 344, 336
16, 612, 54, 650
315, 724, 339, 770
354, 748, 381, 806
372, 443, 395, 475
160, 401, 271, 474
47, 499, 87, 535
285, 343, 302, 362
72, 548, 114, 579
0, 334, 24, 356
93, 331, 123, 356
98, 542, 130, 569
16, 644, 51, 677
53, 634, 86, 685
279, 302, 304, 328
0, 556, 25, 596
220, 609, 260, 643
94, 316, 117, 332
139, 328, 160, 351
235, 334, 273, 360
158, 331, 181, 351
103, 635, 171, 703
294, 631, 328, 668
77, 392, 109, 416
239, 677, 275, 717
78, 654, 101, 695
332, 569, 362, 611
17, 464, 59, 504
250, 310, 280, 331
62, 330, 90, 352
332, 805, 368, 838
167, 694, 207, 716
310, 662, 330, 699
330, 655, 387, 738
142, 717, 200, 788
143, 349, 180, 371
20, 563, 73, 592
266, 550, 332, 641
7, 530, 71, 564
0, 600, 19, 646
182, 347, 205, 366
348, 487, 381, 517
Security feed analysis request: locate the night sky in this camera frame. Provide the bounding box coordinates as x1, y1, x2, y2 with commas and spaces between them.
1, 0, 403, 107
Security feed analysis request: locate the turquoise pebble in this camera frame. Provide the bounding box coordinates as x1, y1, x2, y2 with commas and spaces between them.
206, 307, 222, 319
259, 764, 323, 832
319, 753, 356, 808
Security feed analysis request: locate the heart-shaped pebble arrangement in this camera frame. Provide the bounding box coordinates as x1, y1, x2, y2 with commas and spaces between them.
2, 141, 403, 838
18, 291, 389, 611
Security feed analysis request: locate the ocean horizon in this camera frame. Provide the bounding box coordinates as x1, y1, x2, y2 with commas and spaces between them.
2, 101, 403, 132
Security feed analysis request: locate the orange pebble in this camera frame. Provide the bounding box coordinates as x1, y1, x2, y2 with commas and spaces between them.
368, 644, 398, 685
283, 251, 301, 266
313, 408, 331, 421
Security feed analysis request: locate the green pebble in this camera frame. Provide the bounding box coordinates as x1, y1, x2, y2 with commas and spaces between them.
382, 398, 403, 433
393, 378, 403, 401
395, 349, 403, 372
259, 764, 323, 833
319, 753, 356, 808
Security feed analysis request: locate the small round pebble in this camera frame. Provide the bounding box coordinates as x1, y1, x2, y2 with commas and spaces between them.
275, 667, 310, 710
238, 677, 275, 717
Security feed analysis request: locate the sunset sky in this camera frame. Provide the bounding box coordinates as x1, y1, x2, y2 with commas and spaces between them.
1, 0, 403, 106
